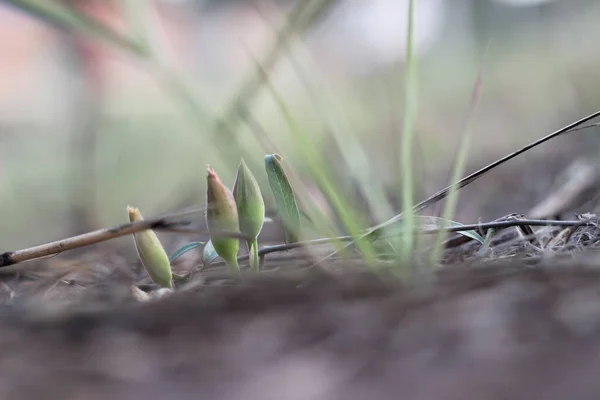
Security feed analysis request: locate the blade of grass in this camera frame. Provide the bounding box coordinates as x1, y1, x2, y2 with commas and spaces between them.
270, 20, 396, 227
378, 110, 600, 234
122, 0, 151, 50
169, 241, 203, 264
372, 215, 485, 246
228, 97, 345, 252
429, 42, 489, 265
252, 57, 378, 266
201, 240, 220, 267
398, 0, 418, 265
7, 0, 212, 132
477, 229, 495, 258
4, 0, 148, 56
237, 113, 344, 248
311, 110, 600, 267
215, 0, 339, 145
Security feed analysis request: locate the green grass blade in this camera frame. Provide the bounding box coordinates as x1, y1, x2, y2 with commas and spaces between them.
478, 229, 495, 258
201, 240, 220, 266
419, 216, 485, 244
373, 216, 485, 245
122, 0, 151, 50
398, 0, 418, 264
216, 0, 338, 143
429, 43, 489, 265
249, 239, 260, 272
4, 0, 148, 56
254, 62, 378, 266
169, 241, 203, 264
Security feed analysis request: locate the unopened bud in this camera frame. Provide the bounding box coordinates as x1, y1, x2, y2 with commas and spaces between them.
128, 206, 173, 289
233, 159, 265, 242
205, 166, 240, 271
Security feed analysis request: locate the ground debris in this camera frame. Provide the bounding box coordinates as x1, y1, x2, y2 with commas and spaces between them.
2, 259, 600, 399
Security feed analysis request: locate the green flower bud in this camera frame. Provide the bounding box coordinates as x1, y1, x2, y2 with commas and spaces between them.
233, 158, 265, 242
205, 166, 240, 272
128, 206, 173, 289
233, 159, 265, 272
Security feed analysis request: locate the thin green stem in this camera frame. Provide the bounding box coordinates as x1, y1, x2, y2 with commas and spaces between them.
249, 239, 260, 272
4, 0, 148, 56
122, 0, 151, 50
225, 257, 241, 276
429, 43, 488, 266
399, 0, 418, 265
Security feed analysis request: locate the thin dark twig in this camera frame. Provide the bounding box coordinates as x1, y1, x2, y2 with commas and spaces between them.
561, 122, 600, 134
421, 218, 592, 235
374, 111, 600, 233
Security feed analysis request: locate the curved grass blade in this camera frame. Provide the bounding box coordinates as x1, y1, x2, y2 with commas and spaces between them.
265, 154, 301, 243
398, 0, 418, 264
169, 241, 203, 264
420, 216, 485, 245
172, 273, 190, 283
373, 216, 485, 245
4, 0, 148, 56
429, 42, 489, 265
477, 228, 495, 257
201, 240, 220, 266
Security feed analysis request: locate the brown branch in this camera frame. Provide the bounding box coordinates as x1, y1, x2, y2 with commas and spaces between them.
0, 208, 250, 268
529, 157, 600, 219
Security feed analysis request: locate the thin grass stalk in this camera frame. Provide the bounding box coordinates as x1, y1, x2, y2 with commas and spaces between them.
4, 0, 148, 56
399, 0, 418, 265
429, 46, 488, 266
122, 0, 151, 49
254, 60, 378, 266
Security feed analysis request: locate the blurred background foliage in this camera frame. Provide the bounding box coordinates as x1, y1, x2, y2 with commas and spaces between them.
1, 0, 600, 251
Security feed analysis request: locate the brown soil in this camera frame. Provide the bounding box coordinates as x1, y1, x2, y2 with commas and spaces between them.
3, 260, 600, 399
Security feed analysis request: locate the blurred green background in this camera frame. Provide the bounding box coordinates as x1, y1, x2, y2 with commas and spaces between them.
1, 0, 600, 251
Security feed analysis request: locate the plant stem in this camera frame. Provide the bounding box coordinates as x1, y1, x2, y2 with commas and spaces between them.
399, 0, 418, 266
226, 257, 241, 276
248, 239, 260, 272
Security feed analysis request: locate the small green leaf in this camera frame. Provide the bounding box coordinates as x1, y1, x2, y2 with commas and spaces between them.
417, 216, 485, 244
265, 154, 301, 243
202, 240, 220, 266
169, 242, 204, 264
371, 238, 397, 258
478, 228, 495, 257
248, 239, 260, 272
372, 215, 485, 245
172, 273, 190, 283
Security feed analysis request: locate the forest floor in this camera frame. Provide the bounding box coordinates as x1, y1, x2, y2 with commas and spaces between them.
2, 137, 600, 314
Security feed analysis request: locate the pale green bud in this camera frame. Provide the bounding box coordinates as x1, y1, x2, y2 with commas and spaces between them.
205, 166, 240, 271
128, 206, 173, 289
233, 158, 265, 242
